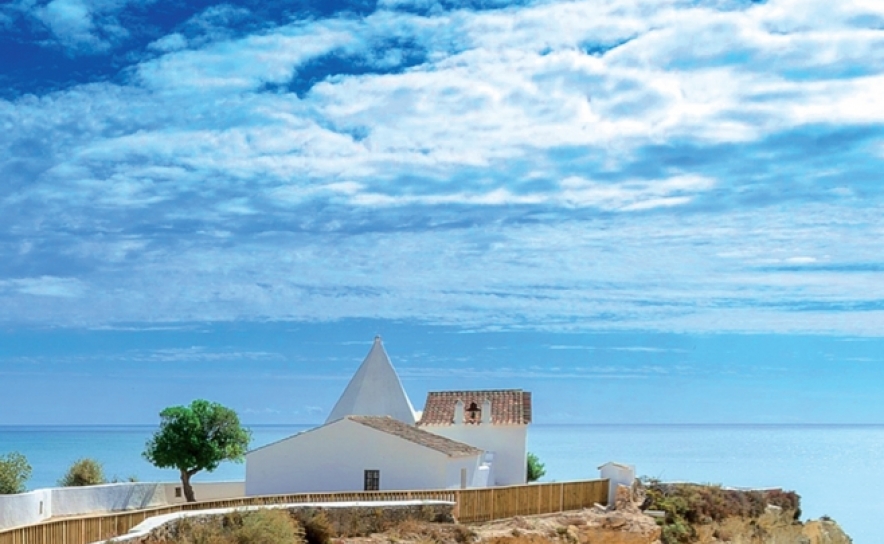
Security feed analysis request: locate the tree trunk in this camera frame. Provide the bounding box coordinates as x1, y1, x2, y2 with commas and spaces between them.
180, 469, 196, 502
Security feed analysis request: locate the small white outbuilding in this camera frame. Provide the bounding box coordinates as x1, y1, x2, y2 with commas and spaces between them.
245, 415, 484, 496
598, 462, 636, 507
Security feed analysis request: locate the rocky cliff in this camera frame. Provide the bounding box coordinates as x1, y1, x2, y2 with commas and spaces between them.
120, 483, 852, 544
637, 480, 852, 544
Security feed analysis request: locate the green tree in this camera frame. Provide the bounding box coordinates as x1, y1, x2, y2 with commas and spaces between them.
0, 452, 32, 494
526, 452, 546, 482
59, 458, 106, 487
143, 399, 251, 502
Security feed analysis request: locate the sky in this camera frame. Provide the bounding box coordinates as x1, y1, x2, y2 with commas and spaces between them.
1, 0, 883, 425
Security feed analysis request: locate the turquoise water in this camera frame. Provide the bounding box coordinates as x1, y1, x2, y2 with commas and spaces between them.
1, 424, 881, 543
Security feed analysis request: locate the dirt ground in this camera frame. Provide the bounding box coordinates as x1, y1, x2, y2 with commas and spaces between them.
340, 505, 662, 544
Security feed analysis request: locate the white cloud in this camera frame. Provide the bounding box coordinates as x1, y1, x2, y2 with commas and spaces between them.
785, 257, 817, 265
3, 276, 87, 298
36, 0, 99, 48
136, 24, 357, 91
3, 0, 884, 335
558, 175, 715, 210
148, 33, 188, 52
28, 0, 141, 51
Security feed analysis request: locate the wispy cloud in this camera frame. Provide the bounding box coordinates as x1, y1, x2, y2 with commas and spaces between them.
1, 0, 884, 335
548, 345, 688, 353
0, 276, 87, 298
397, 365, 665, 380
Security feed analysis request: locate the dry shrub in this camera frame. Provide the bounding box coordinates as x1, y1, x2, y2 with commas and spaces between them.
159, 509, 303, 544
763, 489, 801, 519
296, 510, 335, 544
390, 519, 447, 543
390, 519, 427, 536
169, 516, 228, 544
645, 482, 800, 524
236, 509, 303, 544
389, 519, 475, 544
59, 458, 106, 487
452, 524, 475, 544
483, 536, 554, 544
691, 486, 766, 522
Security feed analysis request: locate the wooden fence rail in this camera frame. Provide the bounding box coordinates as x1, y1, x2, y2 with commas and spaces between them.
0, 480, 607, 544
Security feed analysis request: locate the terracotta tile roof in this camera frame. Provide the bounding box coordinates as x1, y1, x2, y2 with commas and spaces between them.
348, 416, 483, 457
417, 390, 532, 426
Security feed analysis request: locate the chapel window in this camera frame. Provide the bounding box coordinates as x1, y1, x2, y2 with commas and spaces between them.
364, 469, 380, 491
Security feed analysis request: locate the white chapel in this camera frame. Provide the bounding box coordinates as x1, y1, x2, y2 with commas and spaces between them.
244, 336, 532, 495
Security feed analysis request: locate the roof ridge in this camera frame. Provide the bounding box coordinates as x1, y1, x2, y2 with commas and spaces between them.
347, 415, 482, 457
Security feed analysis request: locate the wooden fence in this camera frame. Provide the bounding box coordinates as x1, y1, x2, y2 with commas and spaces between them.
0, 480, 607, 544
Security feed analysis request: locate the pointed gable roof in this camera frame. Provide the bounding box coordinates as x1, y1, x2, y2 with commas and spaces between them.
325, 336, 417, 424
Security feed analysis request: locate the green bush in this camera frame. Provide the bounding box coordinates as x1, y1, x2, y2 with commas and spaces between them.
526, 452, 546, 482
0, 452, 32, 494
59, 458, 106, 487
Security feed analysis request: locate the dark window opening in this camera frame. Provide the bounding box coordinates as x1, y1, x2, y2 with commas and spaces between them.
364, 469, 380, 491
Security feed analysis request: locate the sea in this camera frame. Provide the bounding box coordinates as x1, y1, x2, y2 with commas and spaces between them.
1, 424, 881, 543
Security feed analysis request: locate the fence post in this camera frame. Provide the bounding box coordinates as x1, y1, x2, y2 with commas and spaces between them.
489, 487, 494, 522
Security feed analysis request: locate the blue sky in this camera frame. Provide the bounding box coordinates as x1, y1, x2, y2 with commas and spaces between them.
1, 0, 883, 425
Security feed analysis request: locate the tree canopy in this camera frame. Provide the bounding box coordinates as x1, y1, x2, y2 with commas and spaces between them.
143, 399, 251, 502
0, 452, 32, 494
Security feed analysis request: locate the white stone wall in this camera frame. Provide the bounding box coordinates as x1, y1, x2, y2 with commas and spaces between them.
0, 481, 244, 531
245, 419, 482, 496
51, 483, 166, 517
0, 489, 49, 530
425, 424, 527, 486
163, 481, 246, 504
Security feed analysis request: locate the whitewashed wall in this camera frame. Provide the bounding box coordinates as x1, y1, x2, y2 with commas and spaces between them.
245, 419, 482, 496
426, 424, 527, 486
0, 481, 244, 531
163, 481, 245, 504
444, 455, 486, 489
51, 483, 166, 517
0, 489, 49, 530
